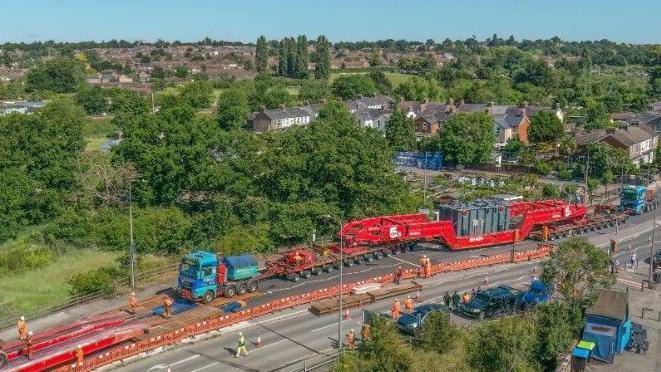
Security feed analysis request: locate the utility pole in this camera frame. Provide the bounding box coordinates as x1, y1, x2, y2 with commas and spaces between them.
585, 150, 590, 204
423, 152, 428, 206
324, 215, 344, 355
649, 176, 658, 284
128, 180, 136, 289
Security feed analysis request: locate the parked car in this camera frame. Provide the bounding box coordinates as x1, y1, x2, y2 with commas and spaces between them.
459, 285, 519, 319
397, 303, 448, 334
519, 280, 551, 310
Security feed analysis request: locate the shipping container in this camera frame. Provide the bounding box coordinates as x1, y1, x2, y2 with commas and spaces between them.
437, 200, 511, 237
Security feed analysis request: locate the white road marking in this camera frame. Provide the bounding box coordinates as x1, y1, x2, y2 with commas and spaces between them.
250, 338, 287, 352
391, 256, 418, 267
147, 354, 200, 370
189, 362, 220, 372
310, 323, 336, 332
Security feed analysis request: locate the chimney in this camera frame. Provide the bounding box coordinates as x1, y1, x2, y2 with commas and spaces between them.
259, 105, 266, 112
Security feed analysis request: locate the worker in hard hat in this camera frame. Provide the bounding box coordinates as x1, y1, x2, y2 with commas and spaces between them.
17, 316, 27, 341
424, 256, 432, 278
462, 291, 471, 303
404, 296, 414, 314
361, 323, 371, 342
391, 298, 401, 319
25, 331, 34, 360
76, 345, 84, 364
128, 292, 138, 314
347, 329, 355, 350
163, 295, 173, 319
235, 332, 248, 358
395, 265, 403, 284
443, 291, 451, 307
419, 255, 427, 277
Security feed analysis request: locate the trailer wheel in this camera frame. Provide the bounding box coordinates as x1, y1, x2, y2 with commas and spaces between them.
409, 243, 418, 251
224, 285, 237, 298
374, 251, 383, 260
345, 260, 354, 267
301, 270, 311, 279
248, 280, 258, 293
203, 290, 215, 304
400, 245, 409, 253
383, 250, 392, 257
311, 267, 321, 275
324, 265, 333, 273
237, 283, 248, 295
289, 274, 301, 282
365, 254, 374, 262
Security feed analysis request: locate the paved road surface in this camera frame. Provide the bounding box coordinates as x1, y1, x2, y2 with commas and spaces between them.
114, 221, 661, 372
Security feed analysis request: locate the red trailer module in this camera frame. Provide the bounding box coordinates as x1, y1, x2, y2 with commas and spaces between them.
341, 200, 587, 250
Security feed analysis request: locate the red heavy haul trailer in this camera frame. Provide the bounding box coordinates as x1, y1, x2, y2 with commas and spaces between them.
340, 199, 588, 250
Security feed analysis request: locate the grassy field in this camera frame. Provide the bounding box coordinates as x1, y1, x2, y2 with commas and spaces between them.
329, 71, 413, 87
83, 117, 117, 152
0, 229, 121, 315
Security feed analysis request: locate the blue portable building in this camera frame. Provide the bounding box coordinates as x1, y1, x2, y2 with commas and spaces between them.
581, 289, 631, 363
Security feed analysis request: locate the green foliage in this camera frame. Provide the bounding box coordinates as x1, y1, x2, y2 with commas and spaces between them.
331, 74, 378, 100
314, 35, 332, 80
180, 80, 213, 109
385, 109, 416, 151
534, 161, 552, 176
584, 142, 637, 180
26, 58, 85, 93
108, 88, 150, 114
534, 302, 574, 371
466, 314, 540, 372
68, 265, 122, 296
368, 71, 393, 95
174, 65, 188, 78
541, 183, 560, 197
358, 316, 414, 371
528, 112, 563, 144
298, 79, 330, 102
212, 224, 273, 255
0, 80, 26, 100
439, 113, 496, 165
413, 311, 459, 354
217, 88, 250, 130
296, 35, 309, 79
0, 242, 52, 274
255, 35, 269, 73
76, 85, 109, 114
541, 237, 614, 305
395, 76, 444, 101
44, 208, 91, 245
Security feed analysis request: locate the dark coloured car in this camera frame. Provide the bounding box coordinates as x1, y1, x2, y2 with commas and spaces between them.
397, 303, 448, 334
459, 285, 519, 320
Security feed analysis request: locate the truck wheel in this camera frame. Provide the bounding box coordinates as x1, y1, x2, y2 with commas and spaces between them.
383, 250, 392, 257
345, 260, 354, 267
374, 251, 383, 260
0, 353, 7, 367
311, 267, 321, 275
237, 283, 248, 295
224, 285, 236, 298
289, 274, 300, 282
365, 254, 374, 262
248, 280, 258, 293
203, 290, 215, 304
409, 243, 418, 251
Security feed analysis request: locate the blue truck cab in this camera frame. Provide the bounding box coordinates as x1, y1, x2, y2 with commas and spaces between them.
177, 250, 260, 303
619, 185, 656, 215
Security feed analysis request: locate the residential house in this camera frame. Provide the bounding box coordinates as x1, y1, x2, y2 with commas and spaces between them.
506, 104, 564, 123
118, 74, 133, 84
414, 102, 453, 135
248, 103, 323, 132
575, 123, 658, 166
353, 108, 392, 132
0, 101, 45, 116
353, 95, 394, 110
100, 70, 119, 83
494, 113, 530, 146
610, 111, 661, 134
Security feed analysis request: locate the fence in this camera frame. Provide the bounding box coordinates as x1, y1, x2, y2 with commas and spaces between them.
52, 243, 554, 372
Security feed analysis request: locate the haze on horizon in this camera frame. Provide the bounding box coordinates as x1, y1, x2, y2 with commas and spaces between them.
0, 0, 659, 44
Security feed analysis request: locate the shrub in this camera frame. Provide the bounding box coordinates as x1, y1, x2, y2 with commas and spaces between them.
541, 184, 560, 198
44, 208, 91, 245
534, 161, 552, 176
68, 266, 122, 297
557, 169, 573, 181
0, 244, 52, 274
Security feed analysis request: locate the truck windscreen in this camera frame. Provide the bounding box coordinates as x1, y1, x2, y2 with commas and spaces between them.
180, 259, 199, 277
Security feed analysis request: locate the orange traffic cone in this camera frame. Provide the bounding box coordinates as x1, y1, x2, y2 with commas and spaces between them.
343, 309, 349, 320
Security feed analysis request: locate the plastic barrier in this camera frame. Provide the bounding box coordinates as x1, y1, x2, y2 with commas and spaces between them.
54, 244, 553, 372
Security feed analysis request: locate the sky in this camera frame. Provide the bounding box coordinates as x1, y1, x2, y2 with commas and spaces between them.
0, 0, 659, 44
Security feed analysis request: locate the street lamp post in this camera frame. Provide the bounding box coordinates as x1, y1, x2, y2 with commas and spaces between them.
649, 177, 658, 284
128, 180, 136, 289
324, 215, 344, 355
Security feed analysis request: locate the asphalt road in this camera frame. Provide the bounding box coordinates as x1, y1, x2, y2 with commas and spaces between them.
113, 212, 661, 372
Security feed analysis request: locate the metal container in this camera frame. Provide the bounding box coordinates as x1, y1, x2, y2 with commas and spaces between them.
438, 200, 511, 237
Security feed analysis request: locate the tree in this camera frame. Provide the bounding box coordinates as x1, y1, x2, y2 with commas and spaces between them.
76, 85, 108, 114
296, 35, 309, 79
331, 74, 378, 100
534, 303, 575, 371
528, 112, 564, 144
286, 38, 297, 78
413, 311, 459, 354
174, 65, 189, 78
217, 88, 249, 130
439, 113, 496, 166
585, 100, 609, 130
314, 35, 331, 80
466, 314, 540, 372
278, 39, 289, 76
385, 109, 416, 151
26, 58, 85, 93
358, 316, 414, 371
541, 237, 614, 306
298, 80, 330, 102
368, 71, 392, 95
255, 35, 269, 73
395, 76, 443, 101
180, 80, 213, 109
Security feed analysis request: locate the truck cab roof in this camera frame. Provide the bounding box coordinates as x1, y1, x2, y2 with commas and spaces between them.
183, 250, 217, 266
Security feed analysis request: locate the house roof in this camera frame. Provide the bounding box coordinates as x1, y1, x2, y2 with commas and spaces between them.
494, 114, 523, 129
586, 289, 628, 322
356, 95, 393, 108
610, 111, 661, 125
456, 103, 487, 113
575, 124, 656, 147
259, 107, 310, 120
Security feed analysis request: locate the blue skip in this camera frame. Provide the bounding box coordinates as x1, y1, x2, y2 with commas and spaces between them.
152, 297, 199, 316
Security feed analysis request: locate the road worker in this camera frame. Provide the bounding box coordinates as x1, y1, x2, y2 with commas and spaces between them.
361, 323, 370, 342
405, 296, 414, 313
424, 257, 432, 278
235, 332, 248, 357
443, 292, 451, 307
462, 291, 471, 303
451, 290, 461, 309
391, 298, 401, 319
163, 295, 173, 319
395, 266, 403, 284
25, 331, 34, 360
347, 329, 355, 350
419, 255, 427, 277
76, 345, 84, 364
293, 251, 303, 263
128, 292, 138, 314
18, 316, 27, 341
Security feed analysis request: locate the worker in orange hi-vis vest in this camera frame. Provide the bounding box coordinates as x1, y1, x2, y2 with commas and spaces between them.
128, 292, 138, 314
419, 255, 427, 277
347, 329, 355, 350
75, 345, 84, 364
25, 331, 34, 360
17, 316, 27, 341
163, 295, 174, 319
361, 323, 371, 341
391, 298, 401, 319
424, 257, 432, 278
404, 296, 414, 313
